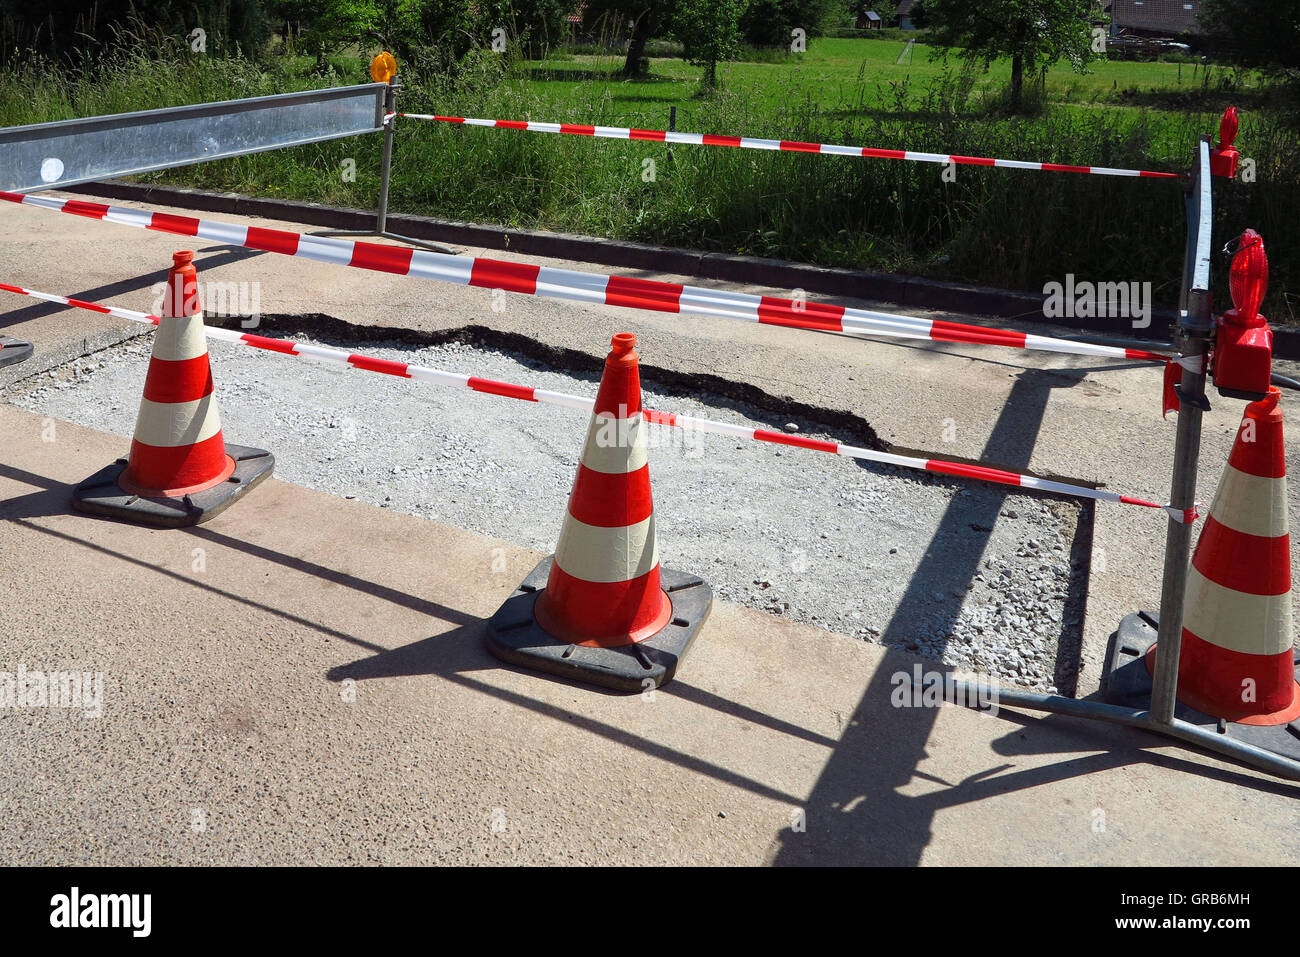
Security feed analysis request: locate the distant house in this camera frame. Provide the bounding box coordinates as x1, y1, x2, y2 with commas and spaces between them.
855, 10, 883, 30
1108, 0, 1202, 38
895, 1, 918, 30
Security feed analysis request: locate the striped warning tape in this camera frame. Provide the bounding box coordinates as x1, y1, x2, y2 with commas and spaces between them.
0, 280, 1165, 511
0, 191, 1172, 365
396, 112, 1182, 180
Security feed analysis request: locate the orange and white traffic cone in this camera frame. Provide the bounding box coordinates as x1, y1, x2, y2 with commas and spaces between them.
486, 333, 711, 691
1163, 386, 1298, 725
1107, 386, 1299, 756
73, 251, 273, 527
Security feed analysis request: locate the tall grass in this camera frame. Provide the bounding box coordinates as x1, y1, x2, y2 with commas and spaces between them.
1, 39, 1296, 320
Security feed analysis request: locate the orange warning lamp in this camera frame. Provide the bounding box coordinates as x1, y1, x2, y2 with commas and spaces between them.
370, 51, 397, 84
1212, 229, 1273, 400
1209, 106, 1239, 179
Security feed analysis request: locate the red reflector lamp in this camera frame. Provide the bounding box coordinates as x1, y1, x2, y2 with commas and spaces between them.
1210, 106, 1239, 179
1212, 228, 1273, 400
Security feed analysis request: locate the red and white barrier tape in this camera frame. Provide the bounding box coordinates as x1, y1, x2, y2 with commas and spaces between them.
396, 112, 1182, 181
0, 280, 1165, 512
1164, 502, 1203, 524
0, 191, 1172, 366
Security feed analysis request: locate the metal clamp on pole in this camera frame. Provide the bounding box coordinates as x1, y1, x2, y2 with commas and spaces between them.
311, 52, 457, 256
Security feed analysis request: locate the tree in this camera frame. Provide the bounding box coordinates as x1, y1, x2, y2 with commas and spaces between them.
268, 0, 384, 69
924, 0, 1099, 112
743, 0, 842, 47
1199, 0, 1300, 74
673, 0, 748, 88
583, 0, 677, 76
740, 0, 845, 48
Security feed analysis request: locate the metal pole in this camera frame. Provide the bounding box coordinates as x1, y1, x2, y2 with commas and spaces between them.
376, 81, 397, 235
311, 77, 456, 255
1149, 137, 1214, 725
668, 105, 676, 167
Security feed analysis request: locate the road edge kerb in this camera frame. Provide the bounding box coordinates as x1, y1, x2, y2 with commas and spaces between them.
65, 179, 1290, 351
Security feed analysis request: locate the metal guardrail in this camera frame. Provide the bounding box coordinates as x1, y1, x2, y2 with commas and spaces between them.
0, 84, 387, 194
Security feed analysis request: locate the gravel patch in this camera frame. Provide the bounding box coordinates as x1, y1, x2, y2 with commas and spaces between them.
7, 330, 1088, 691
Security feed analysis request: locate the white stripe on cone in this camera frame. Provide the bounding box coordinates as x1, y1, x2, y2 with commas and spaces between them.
580, 411, 648, 474
133, 396, 222, 448
552, 402, 656, 584
1205, 468, 1289, 538
153, 313, 210, 361
553, 515, 659, 583
1182, 565, 1293, 656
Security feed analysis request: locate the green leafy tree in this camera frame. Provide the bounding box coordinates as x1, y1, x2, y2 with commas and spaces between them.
504, 0, 570, 57
583, 0, 677, 76
268, 0, 383, 69
924, 0, 1099, 112
673, 0, 748, 88
740, 0, 844, 48
1199, 0, 1300, 74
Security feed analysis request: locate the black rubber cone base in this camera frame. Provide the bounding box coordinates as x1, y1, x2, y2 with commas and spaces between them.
72, 445, 274, 528
485, 556, 712, 692
1105, 610, 1300, 761
0, 336, 34, 368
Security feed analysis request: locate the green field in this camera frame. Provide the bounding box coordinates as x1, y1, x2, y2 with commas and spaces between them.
521, 37, 1256, 117
1, 36, 1292, 318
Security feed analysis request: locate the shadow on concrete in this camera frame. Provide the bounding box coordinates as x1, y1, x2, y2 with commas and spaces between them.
0, 460, 443, 655
185, 525, 477, 629
984, 710, 1300, 800
327, 624, 840, 749
0, 247, 265, 332
326, 624, 806, 805
770, 366, 1088, 865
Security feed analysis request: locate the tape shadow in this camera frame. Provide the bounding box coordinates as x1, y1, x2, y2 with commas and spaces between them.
0, 247, 265, 332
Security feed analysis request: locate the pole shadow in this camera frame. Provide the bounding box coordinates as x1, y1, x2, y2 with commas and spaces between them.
770, 366, 1089, 865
